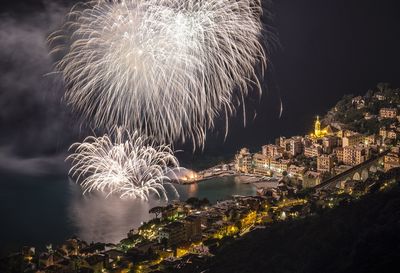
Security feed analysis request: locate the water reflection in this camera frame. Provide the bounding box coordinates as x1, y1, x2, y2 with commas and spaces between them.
187, 183, 198, 195
67, 176, 255, 244
67, 181, 168, 243
175, 176, 257, 203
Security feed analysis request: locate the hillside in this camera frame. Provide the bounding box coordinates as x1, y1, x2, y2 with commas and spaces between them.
206, 182, 400, 273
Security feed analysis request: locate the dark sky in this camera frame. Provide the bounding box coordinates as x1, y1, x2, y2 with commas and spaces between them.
0, 0, 399, 173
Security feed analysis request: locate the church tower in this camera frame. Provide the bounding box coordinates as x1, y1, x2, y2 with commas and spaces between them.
314, 116, 321, 137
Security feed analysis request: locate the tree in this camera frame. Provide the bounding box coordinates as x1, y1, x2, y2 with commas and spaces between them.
343, 109, 363, 123
297, 188, 313, 199
335, 94, 354, 112
380, 118, 397, 127
386, 167, 400, 181
365, 89, 374, 99
377, 82, 390, 93
201, 198, 210, 207
161, 238, 168, 249
359, 118, 379, 134
149, 206, 164, 218
186, 197, 210, 208
186, 197, 200, 205
235, 220, 242, 231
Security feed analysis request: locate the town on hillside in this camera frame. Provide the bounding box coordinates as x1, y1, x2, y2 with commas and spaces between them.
234, 83, 400, 191
2, 83, 400, 273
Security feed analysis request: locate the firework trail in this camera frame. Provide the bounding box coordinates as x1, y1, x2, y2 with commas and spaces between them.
67, 128, 179, 200
49, 0, 266, 147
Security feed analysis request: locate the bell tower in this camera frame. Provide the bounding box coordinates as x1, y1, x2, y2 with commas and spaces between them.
314, 116, 321, 137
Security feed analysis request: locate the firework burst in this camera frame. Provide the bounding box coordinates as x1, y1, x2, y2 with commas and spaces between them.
49, 0, 266, 147
67, 128, 179, 200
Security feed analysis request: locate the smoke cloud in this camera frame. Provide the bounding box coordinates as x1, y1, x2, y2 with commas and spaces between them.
0, 1, 81, 176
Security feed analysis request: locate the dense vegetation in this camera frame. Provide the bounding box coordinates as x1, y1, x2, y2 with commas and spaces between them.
206, 182, 400, 273
324, 83, 400, 135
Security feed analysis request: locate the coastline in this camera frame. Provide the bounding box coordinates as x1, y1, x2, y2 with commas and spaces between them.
175, 162, 266, 185
176, 172, 264, 185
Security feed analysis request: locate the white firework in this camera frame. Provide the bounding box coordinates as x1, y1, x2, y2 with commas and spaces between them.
67, 128, 179, 200
49, 0, 266, 147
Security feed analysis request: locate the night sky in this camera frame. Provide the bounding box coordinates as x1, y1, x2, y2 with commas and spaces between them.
0, 0, 399, 174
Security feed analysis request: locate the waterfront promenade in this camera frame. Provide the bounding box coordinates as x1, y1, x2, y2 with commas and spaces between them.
177, 162, 263, 185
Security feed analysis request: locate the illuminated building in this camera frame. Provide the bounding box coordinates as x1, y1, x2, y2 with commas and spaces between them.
384, 146, 400, 172
252, 153, 271, 176
304, 145, 322, 158
314, 116, 322, 137
342, 133, 365, 147
288, 165, 306, 182
322, 136, 338, 153
352, 96, 365, 109
262, 144, 284, 158
311, 116, 328, 138
364, 134, 377, 145
269, 158, 290, 173
278, 136, 290, 150
275, 136, 304, 157
374, 92, 386, 101
317, 154, 334, 173
235, 148, 252, 173
302, 171, 323, 188
343, 145, 370, 166
379, 108, 398, 119
158, 222, 186, 247
184, 215, 202, 242
379, 127, 388, 139
334, 147, 344, 162
388, 130, 398, 139
289, 136, 303, 156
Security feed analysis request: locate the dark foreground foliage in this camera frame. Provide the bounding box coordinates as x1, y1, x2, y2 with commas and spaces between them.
206, 183, 400, 273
